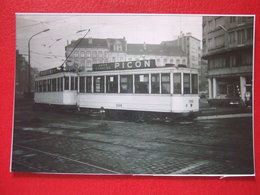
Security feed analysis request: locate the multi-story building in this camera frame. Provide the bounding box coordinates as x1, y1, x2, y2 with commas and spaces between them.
202, 16, 254, 105
65, 38, 127, 71
65, 38, 187, 71
125, 43, 187, 66
161, 32, 201, 69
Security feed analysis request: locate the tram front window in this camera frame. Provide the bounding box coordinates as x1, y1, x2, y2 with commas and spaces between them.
192, 74, 198, 94
161, 73, 170, 94
135, 74, 149, 94
94, 76, 104, 93
106, 75, 118, 93
120, 75, 133, 93
173, 73, 181, 94
184, 73, 191, 94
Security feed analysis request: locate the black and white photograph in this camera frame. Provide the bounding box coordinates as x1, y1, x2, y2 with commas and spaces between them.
12, 13, 254, 176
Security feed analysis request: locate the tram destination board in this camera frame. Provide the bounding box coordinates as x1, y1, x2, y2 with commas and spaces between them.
92, 59, 156, 71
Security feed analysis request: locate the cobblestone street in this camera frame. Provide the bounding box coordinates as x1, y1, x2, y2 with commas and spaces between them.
12, 103, 254, 175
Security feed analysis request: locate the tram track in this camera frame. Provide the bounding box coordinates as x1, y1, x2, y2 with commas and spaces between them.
13, 144, 121, 174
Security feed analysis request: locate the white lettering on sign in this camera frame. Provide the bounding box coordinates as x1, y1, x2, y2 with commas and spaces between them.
144, 60, 151, 67
135, 61, 141, 68
115, 62, 120, 69
127, 62, 132, 68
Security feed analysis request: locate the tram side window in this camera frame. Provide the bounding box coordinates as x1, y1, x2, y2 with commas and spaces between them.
39, 81, 42, 92
34, 81, 38, 92
161, 73, 170, 94
86, 76, 92, 93
71, 76, 75, 90
60, 77, 63, 91
64, 77, 69, 90
48, 79, 51, 92
120, 75, 133, 93
52, 78, 57, 92
184, 73, 191, 94
106, 75, 118, 93
192, 74, 198, 94
43, 80, 47, 92
94, 76, 104, 93
135, 74, 149, 94
151, 74, 160, 94
79, 76, 85, 93
173, 73, 181, 94
57, 78, 60, 91
75, 77, 78, 90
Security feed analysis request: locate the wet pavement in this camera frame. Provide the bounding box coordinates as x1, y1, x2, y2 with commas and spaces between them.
11, 101, 254, 175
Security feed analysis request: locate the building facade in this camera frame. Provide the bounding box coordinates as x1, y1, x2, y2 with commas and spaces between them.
202, 16, 254, 105
65, 38, 187, 71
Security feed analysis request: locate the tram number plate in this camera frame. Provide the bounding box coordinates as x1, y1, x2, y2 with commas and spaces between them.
116, 104, 122, 108
189, 100, 194, 103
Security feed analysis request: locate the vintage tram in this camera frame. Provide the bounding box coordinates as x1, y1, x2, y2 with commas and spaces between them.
34, 59, 199, 120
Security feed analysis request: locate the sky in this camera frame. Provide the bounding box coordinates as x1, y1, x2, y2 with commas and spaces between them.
16, 14, 202, 71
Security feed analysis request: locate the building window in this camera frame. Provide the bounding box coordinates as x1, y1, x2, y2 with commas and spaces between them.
64, 77, 69, 90
80, 51, 85, 58
94, 76, 104, 93
163, 58, 167, 64
151, 74, 160, 94
156, 58, 161, 65
176, 59, 180, 65
98, 51, 103, 58
161, 73, 170, 94
191, 74, 198, 94
230, 55, 236, 67
237, 30, 246, 44
183, 74, 190, 94
230, 17, 236, 23
170, 58, 174, 63
74, 51, 79, 57
247, 28, 253, 41
242, 52, 252, 66
135, 74, 149, 94
120, 75, 133, 93
106, 75, 118, 93
112, 57, 116, 62
215, 35, 225, 48
237, 17, 247, 24
229, 31, 236, 44
208, 20, 214, 31
92, 51, 97, 58
86, 76, 92, 93
104, 51, 108, 58
182, 59, 186, 64
215, 17, 225, 28
86, 51, 91, 57
173, 73, 181, 94
208, 38, 214, 49
93, 58, 97, 64
79, 76, 85, 93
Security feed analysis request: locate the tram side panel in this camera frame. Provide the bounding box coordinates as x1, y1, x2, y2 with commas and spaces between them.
171, 95, 199, 113
78, 94, 172, 113
34, 91, 77, 105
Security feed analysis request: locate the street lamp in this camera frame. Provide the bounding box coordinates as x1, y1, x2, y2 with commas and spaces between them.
27, 28, 50, 94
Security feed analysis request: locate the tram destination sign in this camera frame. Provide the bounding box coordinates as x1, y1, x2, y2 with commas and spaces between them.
92, 59, 156, 71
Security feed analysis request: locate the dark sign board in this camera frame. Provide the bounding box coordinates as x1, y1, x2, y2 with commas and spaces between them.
92, 59, 156, 71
